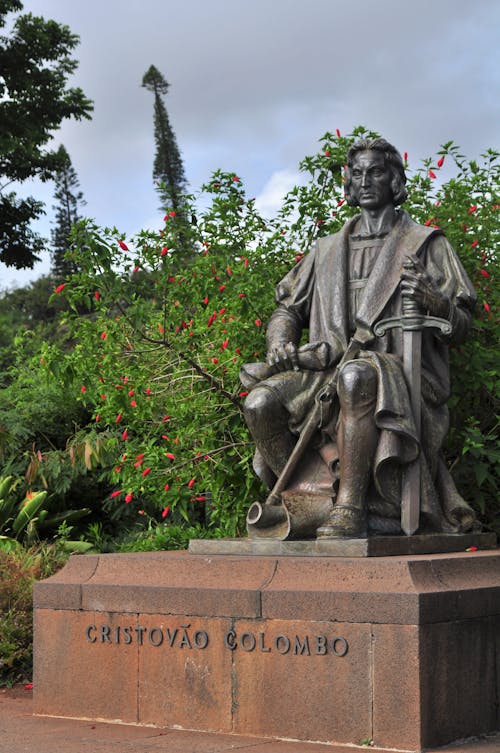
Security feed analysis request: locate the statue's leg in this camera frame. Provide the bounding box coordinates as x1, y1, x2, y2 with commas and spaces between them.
317, 361, 377, 538
243, 387, 295, 478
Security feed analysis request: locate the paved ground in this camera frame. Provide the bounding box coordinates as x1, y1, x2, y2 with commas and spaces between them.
1, 687, 499, 753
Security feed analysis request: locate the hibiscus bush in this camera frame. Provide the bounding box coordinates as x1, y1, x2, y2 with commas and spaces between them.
2, 127, 498, 542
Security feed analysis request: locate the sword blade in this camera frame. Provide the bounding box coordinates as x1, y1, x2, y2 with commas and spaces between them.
402, 328, 421, 535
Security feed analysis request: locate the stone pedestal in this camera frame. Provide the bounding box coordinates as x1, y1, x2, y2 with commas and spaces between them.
33, 547, 500, 752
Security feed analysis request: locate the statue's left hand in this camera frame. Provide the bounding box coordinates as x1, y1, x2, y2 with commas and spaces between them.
401, 256, 450, 319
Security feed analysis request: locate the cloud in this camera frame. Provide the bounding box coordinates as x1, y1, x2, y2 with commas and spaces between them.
255, 168, 304, 219
3, 0, 499, 288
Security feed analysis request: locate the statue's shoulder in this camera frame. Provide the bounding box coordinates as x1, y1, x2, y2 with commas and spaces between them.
400, 210, 445, 244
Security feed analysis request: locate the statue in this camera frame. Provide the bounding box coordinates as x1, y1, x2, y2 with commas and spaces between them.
240, 138, 479, 540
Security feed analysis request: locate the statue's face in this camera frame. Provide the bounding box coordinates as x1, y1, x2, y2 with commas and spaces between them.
350, 151, 393, 210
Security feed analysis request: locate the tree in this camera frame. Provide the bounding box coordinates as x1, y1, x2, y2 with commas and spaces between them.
51, 145, 85, 280
142, 65, 187, 215
0, 0, 92, 269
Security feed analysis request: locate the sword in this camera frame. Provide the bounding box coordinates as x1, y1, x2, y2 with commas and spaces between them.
373, 268, 452, 535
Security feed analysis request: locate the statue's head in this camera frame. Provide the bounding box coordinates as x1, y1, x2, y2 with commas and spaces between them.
345, 138, 408, 207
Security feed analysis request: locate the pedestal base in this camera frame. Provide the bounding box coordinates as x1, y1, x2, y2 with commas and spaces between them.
33, 546, 500, 752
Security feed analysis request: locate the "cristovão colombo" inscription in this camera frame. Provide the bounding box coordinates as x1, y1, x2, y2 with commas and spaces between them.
85, 623, 349, 657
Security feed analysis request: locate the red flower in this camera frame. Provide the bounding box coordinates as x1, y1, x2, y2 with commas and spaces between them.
480, 269, 490, 278
110, 490, 122, 498
437, 156, 445, 168
195, 495, 206, 502
403, 152, 408, 162
145, 387, 152, 396
118, 240, 128, 251
165, 452, 175, 460
239, 391, 249, 398
221, 339, 229, 349
161, 246, 169, 256
24, 683, 33, 690
95, 414, 101, 422
80, 385, 87, 393
337, 198, 345, 207
239, 293, 246, 298
142, 467, 151, 477
187, 478, 196, 489
133, 266, 140, 273
161, 434, 169, 440
212, 357, 219, 364
164, 483, 170, 491
130, 399, 137, 408
161, 506, 170, 518
101, 394, 107, 401
428, 170, 437, 179
125, 492, 133, 503
468, 205, 477, 214
128, 389, 135, 397
202, 296, 209, 305
255, 319, 262, 327
336, 128, 341, 137
169, 211, 176, 217
324, 150, 331, 157
484, 302, 491, 313
470, 240, 479, 248
232, 175, 240, 182
94, 291, 100, 301
243, 258, 249, 267
219, 284, 226, 292
134, 460, 143, 468
115, 413, 123, 423
163, 415, 170, 421
135, 453, 145, 460
121, 429, 128, 440
100, 331, 107, 340
54, 284, 65, 293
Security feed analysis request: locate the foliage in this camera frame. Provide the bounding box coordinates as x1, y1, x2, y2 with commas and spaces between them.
142, 65, 187, 217
0, 127, 498, 541
0, 474, 91, 548
0, 0, 92, 268
0, 543, 68, 685
51, 144, 86, 280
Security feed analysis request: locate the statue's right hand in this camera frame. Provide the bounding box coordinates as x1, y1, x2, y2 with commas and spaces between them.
267, 342, 299, 372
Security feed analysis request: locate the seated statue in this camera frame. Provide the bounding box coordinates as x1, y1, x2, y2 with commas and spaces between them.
241, 137, 478, 539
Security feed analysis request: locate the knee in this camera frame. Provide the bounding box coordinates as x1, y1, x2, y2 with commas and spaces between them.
338, 361, 377, 408
243, 387, 280, 425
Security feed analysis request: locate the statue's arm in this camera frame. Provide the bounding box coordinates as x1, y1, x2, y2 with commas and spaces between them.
401, 235, 476, 344
265, 307, 303, 370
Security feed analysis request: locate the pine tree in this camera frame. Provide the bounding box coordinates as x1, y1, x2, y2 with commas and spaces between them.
51, 145, 85, 280
142, 65, 187, 214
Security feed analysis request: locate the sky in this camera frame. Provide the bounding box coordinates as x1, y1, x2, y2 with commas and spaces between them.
2, 0, 499, 289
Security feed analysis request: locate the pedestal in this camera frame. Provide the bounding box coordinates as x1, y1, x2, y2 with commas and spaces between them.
33, 544, 500, 752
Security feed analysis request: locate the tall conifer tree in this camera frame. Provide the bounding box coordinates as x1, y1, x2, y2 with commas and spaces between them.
50, 145, 85, 280
142, 65, 187, 214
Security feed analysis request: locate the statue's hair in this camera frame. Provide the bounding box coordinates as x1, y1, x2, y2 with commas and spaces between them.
345, 138, 408, 207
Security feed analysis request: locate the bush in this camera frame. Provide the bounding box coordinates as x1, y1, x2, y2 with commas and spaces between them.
1, 127, 498, 538
0, 545, 68, 686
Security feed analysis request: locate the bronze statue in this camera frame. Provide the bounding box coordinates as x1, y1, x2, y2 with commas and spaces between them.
241, 138, 478, 540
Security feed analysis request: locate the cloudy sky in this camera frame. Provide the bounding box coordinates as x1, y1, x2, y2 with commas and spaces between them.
2, 0, 499, 288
